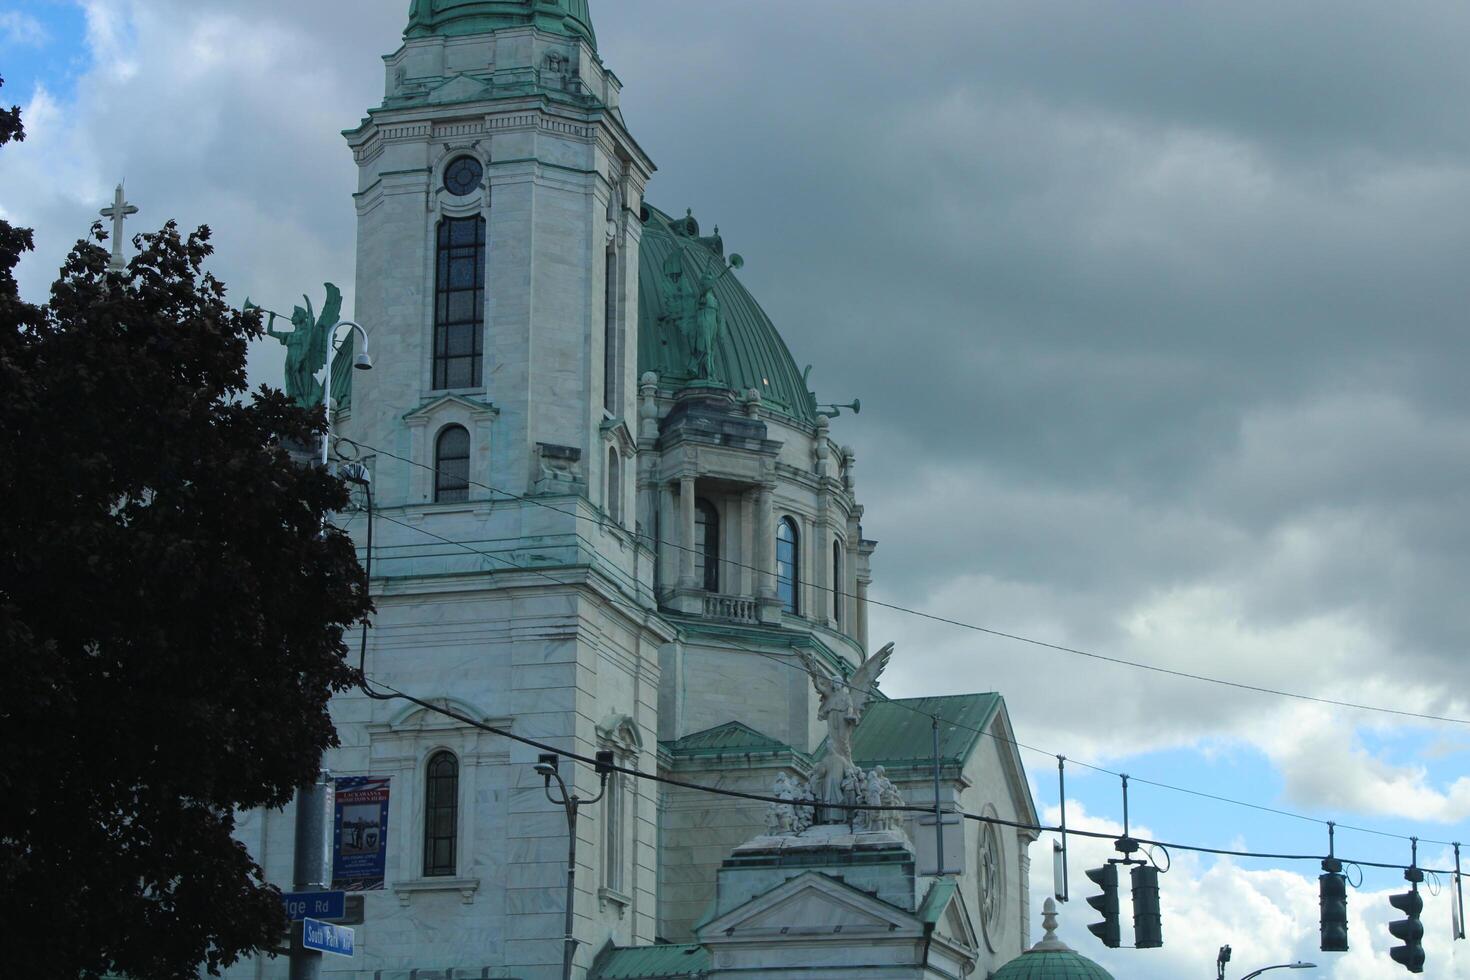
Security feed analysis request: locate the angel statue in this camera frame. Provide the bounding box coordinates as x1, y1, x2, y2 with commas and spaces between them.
247, 283, 343, 410
801, 642, 894, 823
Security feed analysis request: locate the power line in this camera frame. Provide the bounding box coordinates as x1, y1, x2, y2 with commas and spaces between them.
334, 448, 1464, 845
344, 438, 1470, 729
346, 489, 1460, 849
346, 495, 1459, 858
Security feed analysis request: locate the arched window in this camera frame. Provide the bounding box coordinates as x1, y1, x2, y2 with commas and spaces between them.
435, 425, 471, 503
832, 540, 843, 627
423, 750, 459, 877
607, 448, 622, 523
433, 215, 487, 390
777, 517, 799, 615
695, 498, 720, 592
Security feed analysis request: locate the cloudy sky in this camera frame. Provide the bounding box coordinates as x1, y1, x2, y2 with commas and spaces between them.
3, 1, 1469, 975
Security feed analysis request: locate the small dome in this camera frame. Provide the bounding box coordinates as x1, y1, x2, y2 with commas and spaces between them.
990, 950, 1115, 980
991, 900, 1115, 980
637, 205, 817, 424
405, 0, 597, 49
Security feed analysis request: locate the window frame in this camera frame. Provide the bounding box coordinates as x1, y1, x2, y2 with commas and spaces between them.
777, 516, 800, 615
832, 539, 843, 627
601, 766, 626, 894
434, 424, 471, 503
432, 215, 487, 391
423, 749, 460, 878
606, 448, 622, 524
603, 248, 619, 414
695, 498, 720, 593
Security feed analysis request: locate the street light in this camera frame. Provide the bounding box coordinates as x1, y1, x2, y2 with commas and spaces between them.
320, 319, 373, 466
537, 751, 616, 980
1239, 962, 1317, 979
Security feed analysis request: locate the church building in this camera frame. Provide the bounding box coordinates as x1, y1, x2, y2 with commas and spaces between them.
230, 3, 1040, 977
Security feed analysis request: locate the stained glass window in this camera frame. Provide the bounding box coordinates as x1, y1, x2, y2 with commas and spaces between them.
433, 216, 486, 390
424, 751, 459, 877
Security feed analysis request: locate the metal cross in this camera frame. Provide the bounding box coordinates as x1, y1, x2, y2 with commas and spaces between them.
99, 183, 139, 271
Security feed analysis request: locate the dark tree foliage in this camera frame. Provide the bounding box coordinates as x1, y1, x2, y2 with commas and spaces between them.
0, 78, 372, 979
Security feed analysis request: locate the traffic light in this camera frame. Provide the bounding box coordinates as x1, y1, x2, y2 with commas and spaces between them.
1131, 865, 1162, 948
1388, 885, 1425, 973
1319, 860, 1348, 952
1085, 863, 1120, 948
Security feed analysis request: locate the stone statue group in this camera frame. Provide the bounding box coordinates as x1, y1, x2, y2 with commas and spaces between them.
763, 641, 906, 837
764, 765, 905, 837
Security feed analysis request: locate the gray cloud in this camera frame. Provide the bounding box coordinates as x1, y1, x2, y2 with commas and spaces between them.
4, 0, 1468, 813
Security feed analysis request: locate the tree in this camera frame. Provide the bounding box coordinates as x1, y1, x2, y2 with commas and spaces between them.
0, 78, 372, 979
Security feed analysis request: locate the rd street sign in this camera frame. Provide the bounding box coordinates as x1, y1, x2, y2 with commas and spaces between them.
283, 890, 346, 922
302, 917, 355, 958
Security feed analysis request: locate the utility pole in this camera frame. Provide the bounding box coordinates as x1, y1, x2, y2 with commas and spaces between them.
289, 771, 335, 980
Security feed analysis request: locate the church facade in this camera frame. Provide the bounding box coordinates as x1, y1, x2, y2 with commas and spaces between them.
229, 3, 1039, 978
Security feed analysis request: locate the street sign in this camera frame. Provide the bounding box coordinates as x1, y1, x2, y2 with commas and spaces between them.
302, 917, 355, 958
283, 890, 346, 922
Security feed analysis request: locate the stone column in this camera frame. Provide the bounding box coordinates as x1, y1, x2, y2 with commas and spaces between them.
657, 481, 676, 592
755, 484, 781, 624
678, 475, 696, 590
755, 486, 775, 599
739, 489, 755, 596
857, 576, 870, 651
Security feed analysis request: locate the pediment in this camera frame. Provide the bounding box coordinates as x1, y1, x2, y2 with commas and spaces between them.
376, 696, 500, 732
987, 705, 1041, 832
425, 73, 493, 106
699, 871, 916, 941
933, 881, 979, 953
601, 417, 636, 455
402, 393, 498, 424
596, 713, 645, 753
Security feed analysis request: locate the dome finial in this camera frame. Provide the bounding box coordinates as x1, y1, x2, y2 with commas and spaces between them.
1031, 898, 1074, 952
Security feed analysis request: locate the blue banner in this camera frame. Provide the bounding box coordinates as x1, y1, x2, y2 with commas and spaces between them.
332, 776, 390, 890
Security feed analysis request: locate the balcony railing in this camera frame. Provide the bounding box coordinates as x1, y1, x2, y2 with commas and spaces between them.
703, 592, 758, 625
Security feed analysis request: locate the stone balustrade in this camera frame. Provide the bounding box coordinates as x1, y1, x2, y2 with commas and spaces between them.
703, 593, 759, 624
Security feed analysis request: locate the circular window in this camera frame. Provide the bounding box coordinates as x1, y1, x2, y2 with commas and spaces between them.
978, 820, 1005, 951
443, 156, 484, 197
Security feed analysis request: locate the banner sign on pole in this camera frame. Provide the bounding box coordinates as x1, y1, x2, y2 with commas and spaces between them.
332, 776, 390, 890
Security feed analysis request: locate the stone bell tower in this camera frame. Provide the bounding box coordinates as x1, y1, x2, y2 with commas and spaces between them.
320, 3, 666, 978
341, 0, 653, 506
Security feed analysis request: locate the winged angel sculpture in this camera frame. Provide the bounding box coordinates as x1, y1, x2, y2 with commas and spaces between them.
253, 283, 343, 409
802, 642, 894, 822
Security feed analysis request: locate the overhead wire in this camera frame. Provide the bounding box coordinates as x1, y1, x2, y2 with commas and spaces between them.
336, 443, 1462, 847
336, 481, 1462, 867
345, 437, 1470, 729
336, 446, 1461, 849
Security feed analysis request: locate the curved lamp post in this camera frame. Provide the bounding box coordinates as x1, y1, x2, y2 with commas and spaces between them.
1240, 963, 1317, 979
320, 320, 373, 466
535, 752, 614, 980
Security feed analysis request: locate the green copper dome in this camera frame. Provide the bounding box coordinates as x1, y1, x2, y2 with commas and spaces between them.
992, 902, 1115, 980
637, 205, 818, 424
405, 0, 596, 49
990, 950, 1115, 980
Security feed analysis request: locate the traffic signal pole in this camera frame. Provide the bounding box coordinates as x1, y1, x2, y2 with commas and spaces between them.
289, 772, 335, 980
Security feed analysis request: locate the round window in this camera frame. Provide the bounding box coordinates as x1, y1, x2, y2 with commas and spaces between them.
978, 820, 1005, 951
443, 156, 484, 197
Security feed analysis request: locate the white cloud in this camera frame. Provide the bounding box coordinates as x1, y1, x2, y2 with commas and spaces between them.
0, 11, 49, 48
1027, 803, 1470, 978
